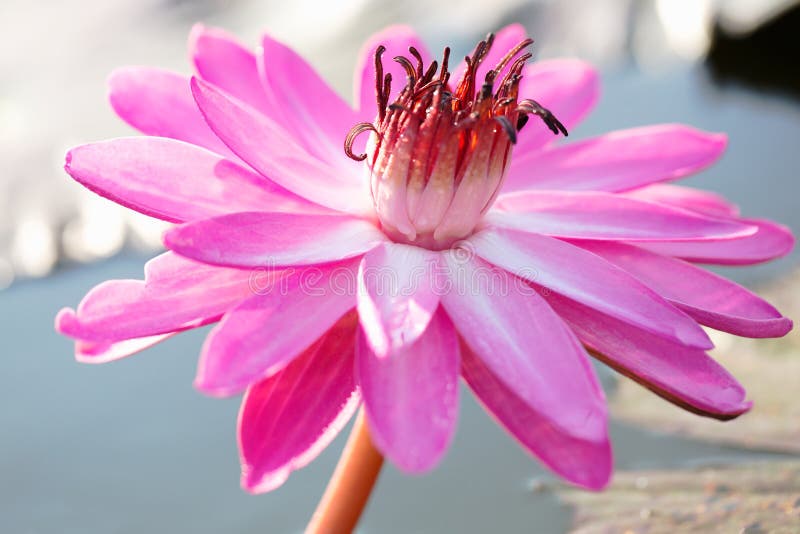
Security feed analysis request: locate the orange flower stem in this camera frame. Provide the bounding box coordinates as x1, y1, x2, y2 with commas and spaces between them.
306, 408, 384, 534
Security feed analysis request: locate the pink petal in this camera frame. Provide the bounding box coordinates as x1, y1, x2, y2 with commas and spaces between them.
439, 253, 608, 445
461, 344, 612, 489
164, 211, 385, 268
638, 218, 794, 265
503, 125, 727, 194
491, 191, 757, 241
576, 240, 792, 338
259, 34, 359, 165
515, 59, 600, 155
354, 25, 431, 119
196, 262, 358, 396
238, 313, 360, 493
544, 291, 751, 420
626, 185, 792, 263
451, 24, 529, 91
357, 242, 440, 357
624, 183, 739, 218
357, 310, 459, 473
75, 334, 174, 364
64, 137, 324, 223
55, 252, 253, 342
188, 24, 272, 114
108, 67, 236, 160
469, 228, 712, 349
190, 77, 371, 215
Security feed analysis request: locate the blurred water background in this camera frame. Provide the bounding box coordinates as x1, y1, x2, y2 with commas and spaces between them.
1, 0, 799, 532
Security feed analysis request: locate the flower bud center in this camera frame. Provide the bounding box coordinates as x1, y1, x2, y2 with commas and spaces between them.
345, 33, 567, 249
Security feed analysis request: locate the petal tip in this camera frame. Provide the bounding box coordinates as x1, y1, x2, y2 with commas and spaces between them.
567, 440, 614, 491
710, 398, 753, 421
710, 131, 728, 150
501, 22, 527, 34
188, 23, 235, 50
385, 444, 447, 475
193, 381, 236, 398
189, 74, 202, 93
188, 75, 219, 112
188, 22, 206, 43
161, 225, 189, 254
687, 330, 715, 351
782, 317, 795, 336
564, 58, 601, 92
192, 374, 241, 398
751, 316, 794, 338
54, 307, 78, 336
697, 128, 729, 161
690, 125, 728, 159
240, 467, 288, 494
105, 66, 129, 90
106, 66, 143, 104
776, 223, 796, 255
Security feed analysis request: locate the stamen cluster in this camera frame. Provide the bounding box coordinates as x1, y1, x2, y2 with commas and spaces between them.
346, 33, 566, 249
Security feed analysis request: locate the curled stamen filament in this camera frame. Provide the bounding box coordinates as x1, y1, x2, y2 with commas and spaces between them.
345, 123, 380, 161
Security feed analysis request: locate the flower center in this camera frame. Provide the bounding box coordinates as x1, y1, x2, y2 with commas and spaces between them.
345, 33, 567, 250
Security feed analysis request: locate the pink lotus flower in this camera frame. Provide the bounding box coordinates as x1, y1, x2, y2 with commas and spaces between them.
56, 23, 793, 493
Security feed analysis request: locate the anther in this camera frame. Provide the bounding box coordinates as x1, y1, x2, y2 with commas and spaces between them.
492, 38, 534, 76
422, 60, 438, 84
374, 46, 387, 120
382, 73, 393, 116
345, 122, 380, 161
517, 99, 568, 136
413, 80, 443, 100
409, 47, 425, 79
393, 56, 418, 86
439, 47, 451, 83
494, 116, 518, 144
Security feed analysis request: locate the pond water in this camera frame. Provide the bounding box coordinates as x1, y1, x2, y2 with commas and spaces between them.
0, 248, 794, 533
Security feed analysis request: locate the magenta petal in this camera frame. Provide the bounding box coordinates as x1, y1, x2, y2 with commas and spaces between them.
439, 253, 608, 444
354, 25, 431, 118
544, 292, 752, 419
259, 34, 359, 164
576, 240, 792, 338
190, 77, 371, 215
189, 24, 272, 114
108, 67, 236, 160
65, 137, 324, 223
504, 124, 727, 194
639, 218, 794, 265
357, 310, 459, 473
55, 252, 253, 342
357, 243, 440, 357
196, 262, 358, 396
624, 183, 739, 218
469, 228, 712, 349
164, 211, 385, 268
491, 191, 757, 241
622, 185, 793, 264
238, 314, 360, 493
515, 59, 599, 154
75, 334, 174, 364
462, 345, 612, 489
